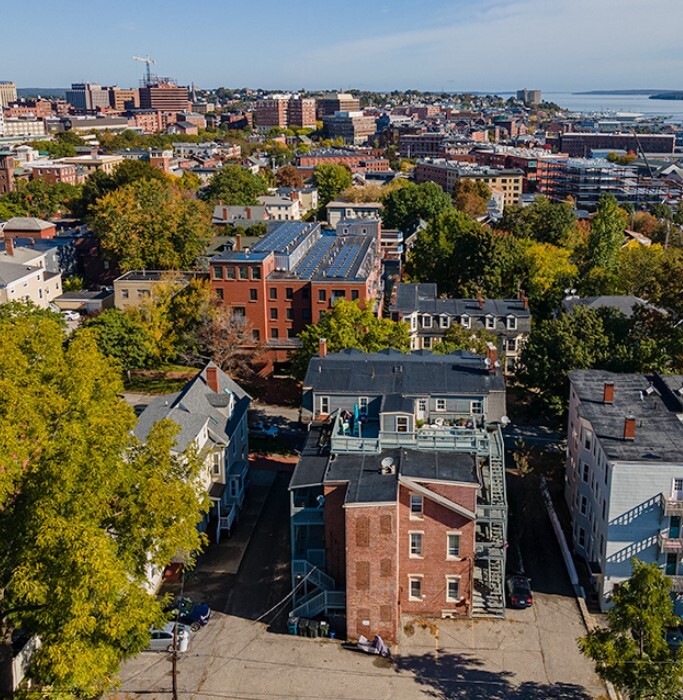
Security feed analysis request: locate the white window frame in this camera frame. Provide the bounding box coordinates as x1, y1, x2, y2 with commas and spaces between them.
447, 531, 461, 559
422, 314, 432, 329
460, 314, 471, 329
506, 315, 517, 330
410, 314, 417, 331
211, 450, 222, 476
470, 400, 483, 415
446, 575, 461, 603
409, 531, 424, 558
358, 397, 369, 412
408, 575, 423, 601
485, 315, 495, 329
505, 338, 517, 353
440, 315, 450, 329
435, 398, 446, 412
319, 396, 330, 415
409, 494, 423, 518
396, 416, 409, 433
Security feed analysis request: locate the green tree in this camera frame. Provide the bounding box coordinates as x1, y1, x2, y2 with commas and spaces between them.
92, 179, 212, 271
313, 163, 352, 208
407, 209, 522, 298
453, 179, 491, 218
520, 239, 578, 315
433, 324, 496, 355
27, 140, 77, 159
382, 181, 453, 233
82, 308, 152, 377
293, 299, 410, 378
497, 197, 578, 247
579, 559, 683, 700
1, 178, 82, 219
0, 308, 207, 696
200, 164, 268, 205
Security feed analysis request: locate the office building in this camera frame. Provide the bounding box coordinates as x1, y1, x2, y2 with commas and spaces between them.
516, 89, 542, 105
65, 83, 111, 113
318, 93, 361, 117
551, 132, 675, 158
0, 81, 18, 108
322, 112, 377, 145
139, 83, 190, 112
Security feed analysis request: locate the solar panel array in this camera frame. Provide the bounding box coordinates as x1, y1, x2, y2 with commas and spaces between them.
327, 244, 361, 278
294, 236, 336, 279
252, 222, 309, 254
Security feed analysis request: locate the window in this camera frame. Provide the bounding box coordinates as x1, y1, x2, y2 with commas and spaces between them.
319, 396, 330, 415
226, 266, 235, 280
286, 308, 293, 320
232, 306, 245, 317
470, 400, 483, 415
318, 289, 326, 302
249, 288, 258, 301
485, 315, 495, 329
578, 527, 586, 548
332, 290, 345, 300
359, 397, 369, 412
460, 315, 471, 329
238, 266, 248, 280
440, 315, 450, 329
270, 308, 278, 320
446, 576, 461, 603
584, 431, 592, 451
580, 496, 587, 515
251, 266, 261, 280
505, 338, 517, 353
211, 451, 222, 476
269, 288, 277, 300
252, 329, 260, 341
286, 287, 293, 299
270, 328, 279, 339
435, 398, 446, 412
582, 463, 589, 482
121, 289, 129, 299
423, 336, 432, 349
422, 314, 432, 329
409, 494, 423, 517
230, 477, 240, 498
138, 289, 151, 298
409, 532, 423, 557
507, 316, 517, 330
351, 289, 359, 301
396, 416, 409, 433
215, 288, 224, 300
408, 576, 422, 601
213, 265, 223, 279
447, 532, 461, 559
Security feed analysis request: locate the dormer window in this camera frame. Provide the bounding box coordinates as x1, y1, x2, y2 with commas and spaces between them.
460, 315, 471, 329
507, 315, 517, 330
440, 315, 450, 329
422, 315, 433, 329
485, 315, 495, 329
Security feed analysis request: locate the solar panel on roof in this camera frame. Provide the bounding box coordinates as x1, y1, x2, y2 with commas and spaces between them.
294, 236, 336, 279
328, 244, 361, 278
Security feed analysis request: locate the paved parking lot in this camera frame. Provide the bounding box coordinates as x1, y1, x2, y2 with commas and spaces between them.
115, 467, 605, 700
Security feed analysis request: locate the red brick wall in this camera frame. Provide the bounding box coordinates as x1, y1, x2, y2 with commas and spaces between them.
345, 504, 399, 642
397, 482, 476, 619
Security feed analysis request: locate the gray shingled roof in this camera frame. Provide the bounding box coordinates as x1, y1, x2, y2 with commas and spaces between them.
304, 349, 505, 396
134, 362, 250, 452
569, 370, 683, 463
562, 295, 661, 318
3, 217, 54, 232
0, 260, 40, 286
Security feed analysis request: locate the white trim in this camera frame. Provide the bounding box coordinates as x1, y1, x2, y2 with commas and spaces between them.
400, 476, 477, 521
446, 531, 462, 559
408, 574, 423, 601
446, 575, 462, 603
409, 531, 424, 558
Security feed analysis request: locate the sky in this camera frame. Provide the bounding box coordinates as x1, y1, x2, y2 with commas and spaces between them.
4, 0, 683, 93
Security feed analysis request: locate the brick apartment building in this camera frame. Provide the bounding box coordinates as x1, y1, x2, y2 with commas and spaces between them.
255, 95, 317, 130
0, 152, 15, 194
322, 112, 377, 145
288, 349, 508, 643
139, 83, 190, 112
317, 93, 361, 118
210, 221, 383, 366
390, 283, 531, 374
288, 97, 317, 129
30, 163, 78, 186
549, 132, 675, 158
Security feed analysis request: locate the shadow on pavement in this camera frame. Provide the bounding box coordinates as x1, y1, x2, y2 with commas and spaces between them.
396, 651, 592, 699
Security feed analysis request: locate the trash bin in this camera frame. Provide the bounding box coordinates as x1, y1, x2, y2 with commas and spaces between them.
287, 616, 299, 636
329, 630, 336, 639
297, 618, 310, 637
308, 620, 320, 638
319, 621, 330, 638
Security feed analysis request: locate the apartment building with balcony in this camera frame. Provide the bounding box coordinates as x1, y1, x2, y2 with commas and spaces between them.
288, 348, 508, 642
210, 221, 383, 367
390, 283, 531, 374
565, 370, 683, 609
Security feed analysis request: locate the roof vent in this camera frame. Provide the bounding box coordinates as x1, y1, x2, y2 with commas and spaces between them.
380, 456, 396, 475
393, 365, 403, 373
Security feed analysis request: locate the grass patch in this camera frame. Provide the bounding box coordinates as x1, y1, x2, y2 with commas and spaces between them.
125, 364, 200, 395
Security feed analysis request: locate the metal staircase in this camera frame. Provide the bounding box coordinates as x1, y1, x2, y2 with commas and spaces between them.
290, 559, 346, 620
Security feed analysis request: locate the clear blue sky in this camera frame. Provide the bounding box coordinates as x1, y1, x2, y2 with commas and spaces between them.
5, 0, 683, 92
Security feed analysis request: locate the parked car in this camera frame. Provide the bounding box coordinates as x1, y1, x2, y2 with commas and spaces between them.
666, 626, 683, 650
249, 421, 279, 439
61, 310, 80, 322
506, 574, 533, 609
165, 596, 211, 631
146, 622, 192, 652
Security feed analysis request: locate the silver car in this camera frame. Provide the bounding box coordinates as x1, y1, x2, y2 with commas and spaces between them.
146, 621, 191, 653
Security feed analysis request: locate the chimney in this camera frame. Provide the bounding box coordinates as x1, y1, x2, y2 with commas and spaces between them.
206, 365, 219, 393
319, 337, 328, 358
235, 233, 242, 252
623, 415, 636, 441
603, 382, 615, 405
522, 295, 528, 310
477, 290, 483, 309
485, 342, 497, 371
5, 236, 14, 256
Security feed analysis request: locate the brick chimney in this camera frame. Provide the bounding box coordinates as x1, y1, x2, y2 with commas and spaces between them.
522, 295, 529, 310
235, 233, 242, 252
5, 236, 14, 256
485, 342, 497, 371
623, 415, 636, 440
603, 382, 615, 404
206, 365, 219, 393
477, 290, 483, 309
319, 338, 328, 358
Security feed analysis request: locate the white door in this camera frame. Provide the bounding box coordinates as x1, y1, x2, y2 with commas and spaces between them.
673, 479, 683, 500
416, 399, 427, 421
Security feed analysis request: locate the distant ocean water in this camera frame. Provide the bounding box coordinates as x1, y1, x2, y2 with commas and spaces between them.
546, 92, 683, 123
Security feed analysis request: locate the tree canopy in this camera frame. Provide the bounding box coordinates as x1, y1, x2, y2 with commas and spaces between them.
200, 164, 268, 205
92, 178, 212, 271
382, 181, 453, 233
293, 299, 410, 378
313, 163, 353, 208
453, 179, 491, 218
497, 197, 578, 246
579, 559, 683, 699
0, 307, 207, 696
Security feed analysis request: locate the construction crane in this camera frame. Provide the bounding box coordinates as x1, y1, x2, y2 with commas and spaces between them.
132, 55, 156, 86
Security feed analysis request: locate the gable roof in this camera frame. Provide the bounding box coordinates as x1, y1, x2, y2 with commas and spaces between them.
3, 217, 55, 232
0, 260, 41, 286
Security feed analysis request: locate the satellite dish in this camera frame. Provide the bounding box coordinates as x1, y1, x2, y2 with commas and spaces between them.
381, 457, 394, 469
484, 357, 492, 367
501, 416, 511, 426
494, 360, 502, 368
